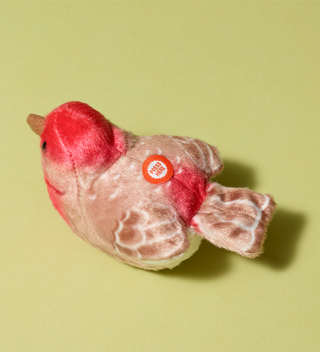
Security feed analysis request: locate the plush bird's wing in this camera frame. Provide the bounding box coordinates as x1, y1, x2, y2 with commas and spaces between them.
191, 183, 276, 258
167, 135, 223, 178
112, 202, 189, 260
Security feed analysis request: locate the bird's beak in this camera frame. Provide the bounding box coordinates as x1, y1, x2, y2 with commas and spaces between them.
27, 114, 46, 136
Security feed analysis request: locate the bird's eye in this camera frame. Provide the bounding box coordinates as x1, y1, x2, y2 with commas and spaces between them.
42, 141, 47, 152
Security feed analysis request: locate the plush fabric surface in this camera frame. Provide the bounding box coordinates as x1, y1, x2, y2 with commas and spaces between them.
28, 101, 276, 270
192, 183, 275, 258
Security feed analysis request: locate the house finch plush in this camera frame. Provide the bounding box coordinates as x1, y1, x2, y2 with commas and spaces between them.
27, 102, 275, 270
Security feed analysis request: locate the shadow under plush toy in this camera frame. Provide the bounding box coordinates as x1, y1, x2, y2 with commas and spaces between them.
27, 102, 275, 270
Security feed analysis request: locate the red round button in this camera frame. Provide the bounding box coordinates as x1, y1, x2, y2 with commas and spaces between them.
142, 155, 173, 184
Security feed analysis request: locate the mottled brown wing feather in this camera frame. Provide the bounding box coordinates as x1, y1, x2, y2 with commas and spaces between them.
192, 183, 276, 257
112, 202, 189, 260
169, 136, 223, 177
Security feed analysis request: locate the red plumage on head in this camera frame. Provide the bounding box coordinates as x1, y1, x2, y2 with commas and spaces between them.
41, 101, 126, 171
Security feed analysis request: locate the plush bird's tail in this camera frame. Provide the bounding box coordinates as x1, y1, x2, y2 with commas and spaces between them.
191, 183, 276, 258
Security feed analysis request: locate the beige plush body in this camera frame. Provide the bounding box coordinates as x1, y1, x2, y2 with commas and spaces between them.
27, 102, 275, 271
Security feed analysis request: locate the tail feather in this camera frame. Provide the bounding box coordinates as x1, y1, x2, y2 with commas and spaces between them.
191, 183, 276, 258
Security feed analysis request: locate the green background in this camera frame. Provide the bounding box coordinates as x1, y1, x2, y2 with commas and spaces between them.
1, 1, 319, 351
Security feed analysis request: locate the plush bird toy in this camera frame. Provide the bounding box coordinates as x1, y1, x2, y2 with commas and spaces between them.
27, 102, 275, 270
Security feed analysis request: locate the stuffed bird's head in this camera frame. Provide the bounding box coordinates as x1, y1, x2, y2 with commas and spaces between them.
27, 101, 126, 172
27, 102, 128, 219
